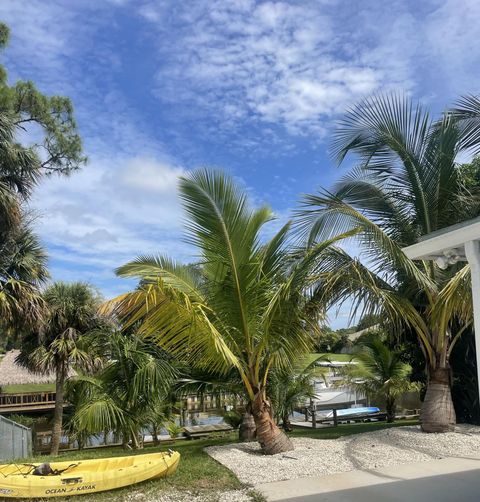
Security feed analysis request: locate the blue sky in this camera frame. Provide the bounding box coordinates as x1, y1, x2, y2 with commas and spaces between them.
1, 0, 480, 328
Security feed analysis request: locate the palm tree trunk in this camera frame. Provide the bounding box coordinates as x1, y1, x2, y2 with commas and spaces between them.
421, 366, 456, 432
385, 397, 396, 423
152, 425, 160, 446
121, 431, 129, 450
252, 392, 293, 454
239, 410, 256, 442
282, 411, 293, 431
50, 363, 65, 456
131, 427, 141, 449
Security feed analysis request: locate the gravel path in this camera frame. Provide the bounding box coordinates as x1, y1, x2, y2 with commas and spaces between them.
206, 425, 480, 485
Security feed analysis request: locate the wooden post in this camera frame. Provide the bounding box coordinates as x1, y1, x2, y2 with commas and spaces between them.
333, 408, 338, 427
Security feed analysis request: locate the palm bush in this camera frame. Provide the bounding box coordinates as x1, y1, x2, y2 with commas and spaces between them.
105, 169, 346, 454
338, 336, 420, 422
68, 331, 176, 449
222, 410, 243, 429
166, 422, 184, 441
269, 354, 327, 431
297, 94, 480, 432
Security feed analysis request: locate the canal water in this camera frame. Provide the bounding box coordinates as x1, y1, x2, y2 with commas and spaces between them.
59, 411, 226, 449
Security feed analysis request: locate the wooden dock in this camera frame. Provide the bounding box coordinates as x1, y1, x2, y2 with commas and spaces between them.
0, 391, 62, 413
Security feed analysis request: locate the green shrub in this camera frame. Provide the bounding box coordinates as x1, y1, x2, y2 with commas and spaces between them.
222, 410, 242, 429
166, 422, 184, 439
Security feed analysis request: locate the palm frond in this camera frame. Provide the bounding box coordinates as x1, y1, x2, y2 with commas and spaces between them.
451, 94, 480, 154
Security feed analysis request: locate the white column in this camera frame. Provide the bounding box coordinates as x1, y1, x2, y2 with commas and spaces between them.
464, 240, 480, 405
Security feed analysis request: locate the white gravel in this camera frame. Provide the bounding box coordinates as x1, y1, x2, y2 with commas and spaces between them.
206, 425, 480, 485
124, 488, 256, 502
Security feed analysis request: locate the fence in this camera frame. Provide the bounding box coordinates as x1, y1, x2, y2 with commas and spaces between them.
0, 391, 56, 413
0, 415, 32, 461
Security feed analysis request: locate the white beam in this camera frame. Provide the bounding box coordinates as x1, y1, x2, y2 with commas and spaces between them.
464, 240, 480, 406
403, 219, 480, 260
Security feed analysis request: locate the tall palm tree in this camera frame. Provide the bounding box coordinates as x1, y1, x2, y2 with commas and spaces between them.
18, 282, 106, 455
105, 169, 347, 454
338, 336, 420, 422
297, 94, 480, 432
69, 331, 176, 449
0, 111, 40, 240
0, 111, 47, 332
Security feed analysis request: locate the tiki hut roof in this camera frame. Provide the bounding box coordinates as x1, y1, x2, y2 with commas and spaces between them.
0, 350, 56, 386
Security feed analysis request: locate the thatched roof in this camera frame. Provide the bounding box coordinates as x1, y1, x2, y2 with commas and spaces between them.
0, 350, 56, 385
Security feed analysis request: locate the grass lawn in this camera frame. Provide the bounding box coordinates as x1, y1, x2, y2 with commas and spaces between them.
13, 420, 419, 501
1, 383, 56, 394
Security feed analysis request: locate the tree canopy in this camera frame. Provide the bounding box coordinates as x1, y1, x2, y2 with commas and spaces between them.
0, 22, 86, 338
0, 22, 86, 176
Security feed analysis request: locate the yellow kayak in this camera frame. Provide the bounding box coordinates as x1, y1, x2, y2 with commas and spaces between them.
0, 450, 180, 498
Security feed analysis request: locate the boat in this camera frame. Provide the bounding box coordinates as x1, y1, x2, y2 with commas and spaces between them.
0, 450, 180, 498
324, 406, 380, 418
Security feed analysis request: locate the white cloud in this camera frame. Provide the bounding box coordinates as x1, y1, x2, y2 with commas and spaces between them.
424, 0, 480, 93
135, 0, 480, 138
139, 0, 413, 135
29, 155, 193, 293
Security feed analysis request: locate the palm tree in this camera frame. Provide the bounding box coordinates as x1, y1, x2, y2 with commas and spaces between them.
0, 111, 48, 332
338, 336, 420, 422
269, 354, 327, 431
450, 95, 480, 150
0, 225, 48, 333
0, 111, 40, 240
69, 331, 176, 449
297, 94, 480, 432
105, 169, 346, 454
18, 282, 106, 455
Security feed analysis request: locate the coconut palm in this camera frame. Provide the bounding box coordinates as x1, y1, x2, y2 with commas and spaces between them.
69, 331, 176, 449
338, 336, 420, 422
105, 169, 347, 454
18, 282, 106, 455
297, 94, 480, 432
450, 95, 480, 150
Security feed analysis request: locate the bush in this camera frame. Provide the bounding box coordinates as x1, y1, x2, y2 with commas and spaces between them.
8, 414, 36, 427
222, 410, 243, 429
166, 422, 184, 439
